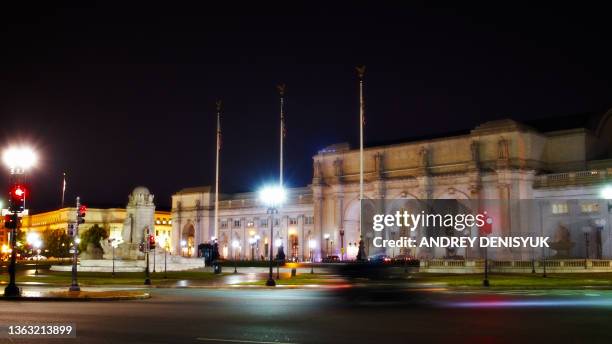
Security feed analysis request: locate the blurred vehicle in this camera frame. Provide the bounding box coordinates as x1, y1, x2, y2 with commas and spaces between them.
322, 255, 340, 263
26, 255, 47, 261
368, 254, 392, 264
392, 254, 415, 263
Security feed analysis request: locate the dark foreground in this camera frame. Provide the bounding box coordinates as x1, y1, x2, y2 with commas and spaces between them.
1, 287, 612, 343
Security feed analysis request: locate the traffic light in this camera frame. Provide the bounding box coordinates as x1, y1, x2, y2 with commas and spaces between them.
3, 214, 18, 229
77, 205, 87, 224
148, 234, 156, 250
8, 184, 27, 213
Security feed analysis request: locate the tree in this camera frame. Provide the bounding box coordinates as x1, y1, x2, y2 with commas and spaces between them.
42, 229, 72, 258
79, 224, 108, 252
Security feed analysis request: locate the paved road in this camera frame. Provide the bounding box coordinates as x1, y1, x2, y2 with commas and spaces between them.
1, 287, 612, 343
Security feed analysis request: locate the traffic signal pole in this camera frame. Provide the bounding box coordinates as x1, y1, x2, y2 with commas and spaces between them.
4, 213, 20, 297
4, 174, 27, 298
69, 197, 83, 292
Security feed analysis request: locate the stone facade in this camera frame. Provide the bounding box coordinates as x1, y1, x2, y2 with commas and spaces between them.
17, 187, 172, 257
171, 110, 612, 261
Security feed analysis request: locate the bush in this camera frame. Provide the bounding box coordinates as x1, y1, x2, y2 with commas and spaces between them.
79, 224, 108, 252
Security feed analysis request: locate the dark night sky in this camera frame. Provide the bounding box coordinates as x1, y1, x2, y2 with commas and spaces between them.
1, 2, 611, 212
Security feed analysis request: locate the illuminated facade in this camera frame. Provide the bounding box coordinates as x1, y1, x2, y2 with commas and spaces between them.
172, 109, 612, 261
18, 198, 172, 251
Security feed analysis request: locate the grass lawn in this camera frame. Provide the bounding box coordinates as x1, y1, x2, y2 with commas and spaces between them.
0, 271, 228, 286
411, 272, 612, 289
238, 273, 345, 286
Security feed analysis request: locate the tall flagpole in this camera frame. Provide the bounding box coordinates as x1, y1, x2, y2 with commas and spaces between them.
214, 100, 222, 240
357, 66, 365, 235
278, 84, 286, 187
61, 172, 67, 208
354, 66, 369, 260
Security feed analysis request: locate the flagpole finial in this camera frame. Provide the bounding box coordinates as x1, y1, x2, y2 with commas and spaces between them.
356, 65, 366, 79
277, 84, 286, 96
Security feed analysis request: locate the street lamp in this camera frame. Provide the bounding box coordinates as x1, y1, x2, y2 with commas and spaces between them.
582, 226, 591, 269
3, 146, 36, 298
309, 239, 316, 274
232, 240, 239, 273
32, 239, 42, 276
258, 184, 286, 287
180, 240, 187, 257
108, 238, 121, 277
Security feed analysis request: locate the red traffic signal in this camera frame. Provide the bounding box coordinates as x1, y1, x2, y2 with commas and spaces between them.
8, 184, 27, 213
77, 204, 87, 224
148, 234, 156, 249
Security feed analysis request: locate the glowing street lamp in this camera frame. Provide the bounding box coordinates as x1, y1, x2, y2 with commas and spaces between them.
259, 184, 286, 287
3, 146, 37, 298
33, 239, 42, 275
2, 147, 37, 173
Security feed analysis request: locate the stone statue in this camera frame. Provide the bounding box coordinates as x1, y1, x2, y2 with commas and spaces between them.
470, 141, 480, 163
497, 138, 509, 160
102, 186, 156, 260
333, 158, 343, 177
419, 146, 429, 167
374, 152, 384, 179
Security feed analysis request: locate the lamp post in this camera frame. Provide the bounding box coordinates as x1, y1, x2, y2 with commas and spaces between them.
309, 239, 316, 274
259, 185, 286, 287
34, 241, 41, 275
593, 218, 606, 260
3, 146, 36, 298
582, 227, 590, 269
339, 229, 345, 261
108, 238, 121, 277
232, 240, 239, 273
27, 232, 41, 276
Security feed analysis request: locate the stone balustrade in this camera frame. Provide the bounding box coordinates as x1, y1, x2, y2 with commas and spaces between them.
420, 259, 612, 273
534, 169, 610, 188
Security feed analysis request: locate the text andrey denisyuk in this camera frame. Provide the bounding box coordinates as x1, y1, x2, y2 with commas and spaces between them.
370, 211, 550, 248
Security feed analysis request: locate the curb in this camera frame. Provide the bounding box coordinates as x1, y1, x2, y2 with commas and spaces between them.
1, 292, 151, 302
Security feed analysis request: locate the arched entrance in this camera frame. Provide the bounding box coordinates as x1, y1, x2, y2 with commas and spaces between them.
343, 198, 376, 260
182, 223, 195, 257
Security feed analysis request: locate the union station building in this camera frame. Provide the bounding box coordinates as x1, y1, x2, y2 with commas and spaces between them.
172, 109, 612, 261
